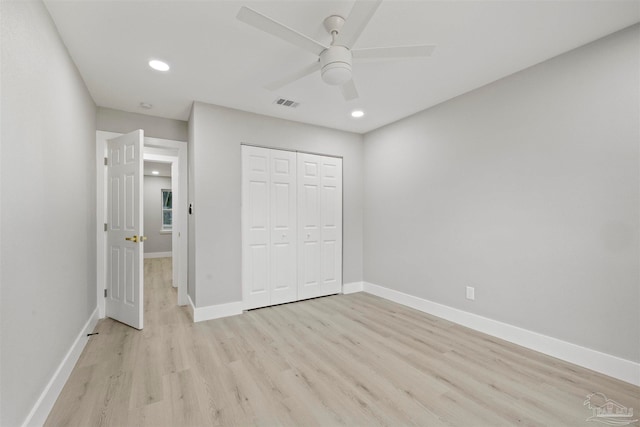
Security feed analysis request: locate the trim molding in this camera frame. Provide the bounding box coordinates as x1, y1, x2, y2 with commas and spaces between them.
188, 296, 243, 323
342, 281, 364, 294
362, 282, 640, 387
187, 294, 196, 322
144, 251, 172, 259
22, 308, 100, 427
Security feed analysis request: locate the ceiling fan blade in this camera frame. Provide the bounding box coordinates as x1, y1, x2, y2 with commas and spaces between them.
237, 6, 328, 56
352, 44, 436, 60
341, 79, 359, 101
334, 0, 382, 48
264, 61, 321, 91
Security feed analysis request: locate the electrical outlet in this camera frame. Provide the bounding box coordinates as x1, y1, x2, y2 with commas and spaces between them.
466, 286, 475, 301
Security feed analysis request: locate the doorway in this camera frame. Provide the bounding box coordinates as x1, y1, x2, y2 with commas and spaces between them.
142, 160, 174, 260
96, 131, 188, 325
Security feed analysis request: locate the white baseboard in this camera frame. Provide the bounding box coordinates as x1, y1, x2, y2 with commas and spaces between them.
144, 251, 172, 259
342, 281, 364, 294
362, 282, 640, 387
187, 294, 196, 322
22, 308, 100, 427
188, 295, 243, 323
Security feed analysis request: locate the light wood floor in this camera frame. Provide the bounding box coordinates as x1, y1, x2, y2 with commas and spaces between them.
46, 258, 639, 426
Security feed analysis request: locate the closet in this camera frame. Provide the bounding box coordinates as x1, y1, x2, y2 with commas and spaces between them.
242, 145, 343, 310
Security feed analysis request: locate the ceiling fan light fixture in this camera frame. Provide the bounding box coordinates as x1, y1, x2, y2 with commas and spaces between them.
237, 2, 436, 101
351, 110, 364, 118
320, 46, 353, 86
321, 63, 352, 85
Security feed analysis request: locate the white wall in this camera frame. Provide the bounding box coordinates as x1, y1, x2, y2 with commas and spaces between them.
143, 175, 172, 254
189, 103, 363, 308
0, 1, 97, 425
97, 106, 187, 142
363, 24, 640, 363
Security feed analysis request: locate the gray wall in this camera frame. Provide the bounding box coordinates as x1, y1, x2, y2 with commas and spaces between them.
143, 176, 172, 254
363, 25, 640, 362
0, 1, 97, 425
189, 103, 364, 307
97, 106, 188, 142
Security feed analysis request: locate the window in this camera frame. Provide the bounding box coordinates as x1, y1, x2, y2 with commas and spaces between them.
161, 189, 172, 231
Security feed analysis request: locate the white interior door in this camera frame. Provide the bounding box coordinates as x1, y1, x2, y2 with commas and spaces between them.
242, 146, 271, 309
106, 130, 144, 329
297, 153, 322, 299
242, 146, 298, 309
269, 149, 297, 305
243, 147, 341, 309
320, 156, 342, 295
298, 153, 342, 300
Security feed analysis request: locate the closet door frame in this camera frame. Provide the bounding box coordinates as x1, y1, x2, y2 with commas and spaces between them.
241, 144, 343, 310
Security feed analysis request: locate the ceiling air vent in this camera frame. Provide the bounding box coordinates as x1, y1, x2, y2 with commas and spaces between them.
273, 98, 299, 108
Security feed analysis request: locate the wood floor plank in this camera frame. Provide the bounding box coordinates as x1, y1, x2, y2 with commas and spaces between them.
128, 334, 164, 409
45, 258, 640, 426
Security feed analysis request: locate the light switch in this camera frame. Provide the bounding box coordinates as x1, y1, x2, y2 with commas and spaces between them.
466, 286, 475, 301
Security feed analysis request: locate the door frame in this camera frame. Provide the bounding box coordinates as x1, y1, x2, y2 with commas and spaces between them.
97, 131, 188, 318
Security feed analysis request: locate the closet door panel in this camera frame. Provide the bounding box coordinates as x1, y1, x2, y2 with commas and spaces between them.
245, 148, 342, 309
321, 157, 342, 295
242, 146, 271, 309
297, 154, 322, 300
270, 150, 297, 305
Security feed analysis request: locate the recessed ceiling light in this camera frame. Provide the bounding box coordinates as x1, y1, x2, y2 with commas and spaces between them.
351, 110, 364, 118
151, 171, 160, 175
148, 59, 170, 71
139, 102, 153, 109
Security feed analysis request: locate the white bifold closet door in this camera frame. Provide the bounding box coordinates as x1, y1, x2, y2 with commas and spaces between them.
242, 146, 342, 310
297, 153, 343, 300
242, 146, 298, 310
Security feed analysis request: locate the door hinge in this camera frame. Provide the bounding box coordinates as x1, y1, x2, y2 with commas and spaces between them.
104, 157, 108, 166
104, 223, 108, 232
104, 289, 107, 298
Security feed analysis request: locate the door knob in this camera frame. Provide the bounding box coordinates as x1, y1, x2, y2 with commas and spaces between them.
125, 235, 139, 243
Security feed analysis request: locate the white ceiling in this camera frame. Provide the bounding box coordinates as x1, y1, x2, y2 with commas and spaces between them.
144, 161, 171, 177
44, 0, 639, 134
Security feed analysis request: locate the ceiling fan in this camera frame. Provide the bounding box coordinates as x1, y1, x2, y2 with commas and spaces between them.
236, 0, 436, 101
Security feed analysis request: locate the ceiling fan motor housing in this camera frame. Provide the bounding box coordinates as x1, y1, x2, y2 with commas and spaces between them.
320, 46, 352, 85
